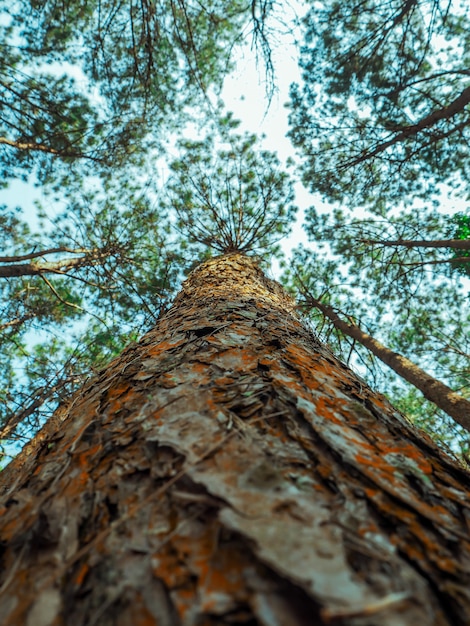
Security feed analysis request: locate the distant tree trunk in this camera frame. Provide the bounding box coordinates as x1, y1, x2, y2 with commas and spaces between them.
0, 253, 469, 626
304, 294, 470, 433
360, 238, 470, 250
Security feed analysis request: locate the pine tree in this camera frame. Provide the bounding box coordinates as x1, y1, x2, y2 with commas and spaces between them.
0, 253, 469, 625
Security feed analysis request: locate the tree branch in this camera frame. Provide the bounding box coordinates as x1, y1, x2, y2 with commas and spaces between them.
0, 136, 60, 154
0, 250, 112, 278
0, 313, 35, 332
342, 85, 470, 169
0, 247, 95, 263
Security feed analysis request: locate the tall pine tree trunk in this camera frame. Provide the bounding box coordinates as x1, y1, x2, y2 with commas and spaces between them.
0, 253, 469, 626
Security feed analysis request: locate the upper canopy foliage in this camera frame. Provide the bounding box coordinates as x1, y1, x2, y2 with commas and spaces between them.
0, 0, 251, 182
163, 116, 297, 256
288, 0, 470, 211
452, 213, 470, 275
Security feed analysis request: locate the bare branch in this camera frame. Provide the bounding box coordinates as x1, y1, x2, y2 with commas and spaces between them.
0, 136, 90, 158
0, 247, 96, 263
0, 313, 35, 332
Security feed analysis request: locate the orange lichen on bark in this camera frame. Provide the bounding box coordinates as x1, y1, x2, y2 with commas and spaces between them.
155, 516, 264, 621
312, 396, 346, 425
171, 587, 198, 622
73, 563, 89, 587
145, 338, 187, 357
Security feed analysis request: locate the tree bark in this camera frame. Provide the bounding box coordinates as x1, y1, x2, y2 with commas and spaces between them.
306, 295, 470, 433
0, 253, 469, 626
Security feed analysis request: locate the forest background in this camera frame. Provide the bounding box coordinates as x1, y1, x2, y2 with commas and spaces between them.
0, 0, 469, 463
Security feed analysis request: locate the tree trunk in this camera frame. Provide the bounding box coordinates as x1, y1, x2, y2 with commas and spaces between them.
0, 253, 469, 626
360, 238, 470, 250
305, 294, 470, 433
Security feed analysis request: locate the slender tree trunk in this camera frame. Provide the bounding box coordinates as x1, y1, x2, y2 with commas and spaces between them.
306, 295, 470, 433
361, 238, 470, 250
0, 253, 469, 626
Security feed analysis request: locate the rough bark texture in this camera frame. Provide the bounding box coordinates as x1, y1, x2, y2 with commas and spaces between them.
306, 295, 470, 433
0, 253, 470, 626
